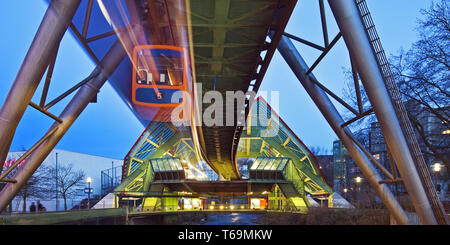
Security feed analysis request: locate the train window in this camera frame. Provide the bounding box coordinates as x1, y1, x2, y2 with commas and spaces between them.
137, 68, 151, 84
136, 48, 184, 87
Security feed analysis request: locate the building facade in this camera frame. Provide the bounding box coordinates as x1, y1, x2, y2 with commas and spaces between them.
315, 155, 333, 188
330, 100, 449, 206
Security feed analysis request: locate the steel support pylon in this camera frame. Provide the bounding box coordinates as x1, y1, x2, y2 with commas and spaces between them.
0, 0, 81, 173
273, 33, 410, 225
0, 38, 130, 212
327, 0, 438, 225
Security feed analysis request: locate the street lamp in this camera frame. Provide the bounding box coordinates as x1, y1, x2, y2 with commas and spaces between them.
431, 163, 442, 193
354, 176, 362, 207
86, 177, 92, 209
432, 163, 441, 173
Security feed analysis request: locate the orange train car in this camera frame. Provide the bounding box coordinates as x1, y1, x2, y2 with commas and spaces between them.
131, 45, 188, 122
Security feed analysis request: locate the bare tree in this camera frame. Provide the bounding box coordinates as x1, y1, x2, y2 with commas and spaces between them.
17, 166, 52, 212
342, 0, 449, 164
310, 146, 332, 156
45, 163, 85, 211
0, 163, 52, 212
390, 0, 450, 164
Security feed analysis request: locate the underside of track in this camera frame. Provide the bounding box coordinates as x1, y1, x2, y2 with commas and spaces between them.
190, 0, 296, 180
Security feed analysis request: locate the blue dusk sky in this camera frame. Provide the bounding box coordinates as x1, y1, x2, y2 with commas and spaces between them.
0, 0, 431, 159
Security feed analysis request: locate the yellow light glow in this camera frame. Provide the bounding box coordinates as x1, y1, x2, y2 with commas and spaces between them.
240, 205, 245, 209
432, 163, 441, 172
86, 177, 93, 183
209, 205, 214, 210
355, 176, 362, 183
219, 205, 224, 210
230, 205, 235, 210
442, 129, 450, 135
343, 188, 348, 193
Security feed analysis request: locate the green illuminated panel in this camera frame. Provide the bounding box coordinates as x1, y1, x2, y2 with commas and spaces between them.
257, 158, 269, 170
250, 159, 261, 170
152, 160, 160, 172
271, 158, 282, 170
164, 159, 174, 171
277, 158, 289, 171
157, 159, 166, 172
171, 158, 183, 170
264, 158, 275, 170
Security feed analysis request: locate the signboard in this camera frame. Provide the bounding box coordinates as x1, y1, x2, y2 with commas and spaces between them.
3, 159, 25, 169
84, 188, 93, 194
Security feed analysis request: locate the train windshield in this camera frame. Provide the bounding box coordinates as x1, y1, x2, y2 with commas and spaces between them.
136, 48, 184, 87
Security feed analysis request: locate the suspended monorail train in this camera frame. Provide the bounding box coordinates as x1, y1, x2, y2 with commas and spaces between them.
131, 45, 189, 122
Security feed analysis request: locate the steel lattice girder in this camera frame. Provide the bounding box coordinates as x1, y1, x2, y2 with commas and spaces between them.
238, 98, 332, 194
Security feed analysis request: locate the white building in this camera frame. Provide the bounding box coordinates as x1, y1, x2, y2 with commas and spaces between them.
4, 149, 122, 212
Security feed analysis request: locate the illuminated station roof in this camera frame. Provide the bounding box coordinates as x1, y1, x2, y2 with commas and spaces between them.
120, 97, 332, 195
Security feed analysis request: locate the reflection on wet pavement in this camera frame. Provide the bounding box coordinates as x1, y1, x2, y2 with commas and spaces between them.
200, 213, 262, 225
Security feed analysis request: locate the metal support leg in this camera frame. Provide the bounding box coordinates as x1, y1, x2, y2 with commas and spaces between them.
327, 0, 437, 225
274, 34, 410, 225
0, 39, 128, 212
0, 0, 81, 172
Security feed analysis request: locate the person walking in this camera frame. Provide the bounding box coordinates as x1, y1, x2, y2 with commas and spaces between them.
37, 201, 46, 212
29, 202, 36, 213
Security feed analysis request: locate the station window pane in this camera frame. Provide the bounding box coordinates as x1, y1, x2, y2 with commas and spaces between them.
264, 159, 275, 170
157, 159, 166, 171
163, 159, 173, 171
250, 159, 261, 170
271, 158, 282, 170
258, 158, 269, 170
170, 159, 177, 171
166, 159, 174, 171
172, 159, 183, 170
152, 160, 160, 172
171, 158, 182, 170
277, 159, 289, 171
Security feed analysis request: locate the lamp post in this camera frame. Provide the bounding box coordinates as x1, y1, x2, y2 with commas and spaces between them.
431, 163, 442, 192
55, 152, 58, 211
86, 177, 92, 209
355, 176, 362, 207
